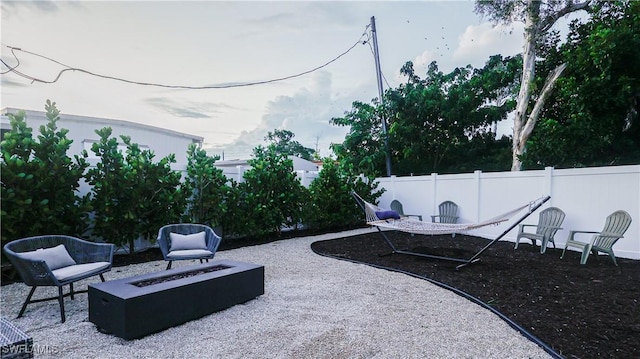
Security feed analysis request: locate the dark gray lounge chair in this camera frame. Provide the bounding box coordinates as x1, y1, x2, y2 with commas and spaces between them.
3, 235, 115, 323
157, 224, 222, 270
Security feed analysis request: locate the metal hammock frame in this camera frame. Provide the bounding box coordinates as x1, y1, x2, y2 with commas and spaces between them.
351, 192, 551, 270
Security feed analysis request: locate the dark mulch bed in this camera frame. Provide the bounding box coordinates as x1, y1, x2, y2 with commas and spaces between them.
310, 231, 640, 359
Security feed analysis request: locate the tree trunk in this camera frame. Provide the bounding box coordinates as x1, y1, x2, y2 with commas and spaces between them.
510, 0, 591, 171
512, 0, 540, 171
128, 238, 135, 255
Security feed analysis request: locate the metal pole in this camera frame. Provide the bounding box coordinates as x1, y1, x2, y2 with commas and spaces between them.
370, 16, 392, 177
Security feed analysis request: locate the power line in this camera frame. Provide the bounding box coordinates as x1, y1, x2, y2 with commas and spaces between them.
367, 39, 392, 89
0, 24, 371, 89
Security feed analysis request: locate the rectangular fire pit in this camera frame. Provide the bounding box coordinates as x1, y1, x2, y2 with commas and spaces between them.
88, 259, 264, 340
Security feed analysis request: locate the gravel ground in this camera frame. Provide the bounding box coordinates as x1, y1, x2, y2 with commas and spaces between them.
1, 228, 551, 358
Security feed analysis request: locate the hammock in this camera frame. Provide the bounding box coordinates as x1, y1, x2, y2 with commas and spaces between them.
351, 191, 551, 269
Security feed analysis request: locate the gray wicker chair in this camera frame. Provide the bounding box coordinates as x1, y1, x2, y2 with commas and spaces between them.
3, 235, 115, 323
157, 224, 222, 270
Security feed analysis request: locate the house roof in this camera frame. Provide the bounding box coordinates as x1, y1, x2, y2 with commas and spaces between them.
1, 107, 204, 143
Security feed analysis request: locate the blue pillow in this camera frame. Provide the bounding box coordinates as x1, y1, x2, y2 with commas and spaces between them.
375, 210, 400, 220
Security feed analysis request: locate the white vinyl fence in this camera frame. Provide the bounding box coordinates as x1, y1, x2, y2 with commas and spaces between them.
375, 165, 640, 260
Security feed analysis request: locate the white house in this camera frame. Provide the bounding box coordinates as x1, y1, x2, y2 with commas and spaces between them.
1, 108, 322, 187
1, 107, 205, 252
1, 108, 203, 169
214, 156, 320, 186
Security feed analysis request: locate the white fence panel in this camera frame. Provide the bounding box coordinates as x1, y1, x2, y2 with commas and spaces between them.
376, 165, 640, 260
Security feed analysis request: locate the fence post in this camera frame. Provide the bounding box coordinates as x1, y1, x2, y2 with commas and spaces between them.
391, 175, 397, 199
474, 170, 482, 222
431, 172, 438, 213
544, 167, 554, 206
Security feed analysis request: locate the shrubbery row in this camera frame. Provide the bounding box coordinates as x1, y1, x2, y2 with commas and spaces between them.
1, 101, 383, 254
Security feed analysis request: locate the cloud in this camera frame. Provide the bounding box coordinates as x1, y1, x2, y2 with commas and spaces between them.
412, 49, 441, 72
1, 0, 85, 19
452, 22, 524, 68
246, 2, 359, 31
0, 77, 29, 89
1, 0, 59, 15
410, 21, 524, 77
206, 71, 354, 159
145, 97, 240, 119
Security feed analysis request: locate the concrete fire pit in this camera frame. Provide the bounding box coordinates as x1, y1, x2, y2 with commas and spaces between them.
88, 259, 264, 340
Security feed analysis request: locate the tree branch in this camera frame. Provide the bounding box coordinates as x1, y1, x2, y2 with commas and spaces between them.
539, 1, 593, 33
520, 63, 568, 142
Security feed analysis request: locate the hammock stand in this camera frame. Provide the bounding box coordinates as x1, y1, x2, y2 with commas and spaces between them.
351, 192, 551, 270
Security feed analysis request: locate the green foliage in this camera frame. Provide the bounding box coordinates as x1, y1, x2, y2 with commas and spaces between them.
475, 0, 596, 170
331, 57, 518, 176
85, 128, 133, 250
1, 102, 400, 254
123, 136, 186, 241
183, 143, 230, 228
523, 1, 640, 168
86, 128, 184, 253
305, 158, 383, 230
264, 129, 315, 160
235, 145, 308, 238
1, 101, 90, 247
330, 101, 387, 178
217, 180, 244, 238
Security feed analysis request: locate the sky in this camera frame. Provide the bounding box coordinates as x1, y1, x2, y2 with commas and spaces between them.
1, 0, 530, 160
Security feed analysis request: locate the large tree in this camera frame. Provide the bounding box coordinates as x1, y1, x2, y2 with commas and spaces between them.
387, 57, 518, 175
331, 55, 520, 176
475, 0, 593, 170
330, 101, 385, 177
264, 129, 315, 161
522, 0, 640, 168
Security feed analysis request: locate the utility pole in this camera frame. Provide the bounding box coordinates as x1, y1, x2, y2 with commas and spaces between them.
370, 16, 392, 177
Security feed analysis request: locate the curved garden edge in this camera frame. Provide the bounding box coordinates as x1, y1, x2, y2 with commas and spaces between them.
310, 246, 564, 359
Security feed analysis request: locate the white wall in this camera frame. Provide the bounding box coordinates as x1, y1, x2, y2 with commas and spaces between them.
1, 108, 202, 167
214, 156, 320, 187
376, 165, 640, 260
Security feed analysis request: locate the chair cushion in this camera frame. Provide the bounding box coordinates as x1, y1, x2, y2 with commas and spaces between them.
169, 232, 207, 251
17, 244, 77, 270
52, 262, 111, 282
167, 249, 214, 260
375, 210, 401, 220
